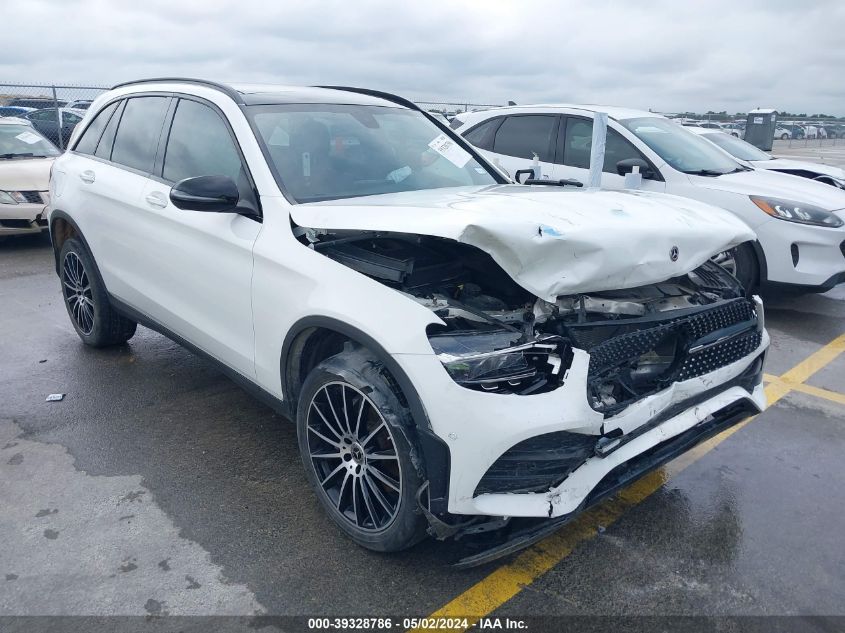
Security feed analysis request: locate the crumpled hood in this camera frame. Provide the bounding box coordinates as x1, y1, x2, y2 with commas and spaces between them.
754, 158, 845, 181
0, 157, 53, 191
290, 185, 755, 301
692, 168, 845, 210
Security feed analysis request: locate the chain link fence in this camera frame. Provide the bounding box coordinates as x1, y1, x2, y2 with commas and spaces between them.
0, 83, 498, 152
0, 83, 107, 150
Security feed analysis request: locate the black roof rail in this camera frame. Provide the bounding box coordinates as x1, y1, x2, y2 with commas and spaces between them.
314, 86, 425, 113
111, 78, 244, 104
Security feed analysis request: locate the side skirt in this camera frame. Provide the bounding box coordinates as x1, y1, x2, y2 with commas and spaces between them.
109, 295, 292, 418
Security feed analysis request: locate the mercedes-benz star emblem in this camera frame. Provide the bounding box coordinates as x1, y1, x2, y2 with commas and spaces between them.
670, 246, 679, 262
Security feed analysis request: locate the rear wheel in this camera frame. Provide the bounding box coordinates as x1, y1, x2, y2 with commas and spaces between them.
712, 242, 759, 294
296, 349, 426, 552
59, 237, 137, 346
781, 133, 789, 140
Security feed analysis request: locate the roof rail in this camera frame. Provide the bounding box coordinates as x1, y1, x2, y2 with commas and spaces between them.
315, 86, 425, 114
110, 78, 244, 104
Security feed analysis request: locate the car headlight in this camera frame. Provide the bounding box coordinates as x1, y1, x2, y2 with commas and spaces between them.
751, 196, 844, 228
0, 191, 27, 205
428, 330, 570, 394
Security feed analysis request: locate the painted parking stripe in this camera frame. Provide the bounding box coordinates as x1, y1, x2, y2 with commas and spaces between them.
413, 333, 845, 632
765, 373, 845, 406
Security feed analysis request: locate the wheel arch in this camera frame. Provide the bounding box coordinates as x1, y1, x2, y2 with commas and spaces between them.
49, 211, 89, 275
281, 316, 452, 514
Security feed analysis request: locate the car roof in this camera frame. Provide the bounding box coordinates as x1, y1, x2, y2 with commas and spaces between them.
0, 117, 30, 125
459, 103, 661, 122
685, 127, 720, 136
111, 78, 409, 109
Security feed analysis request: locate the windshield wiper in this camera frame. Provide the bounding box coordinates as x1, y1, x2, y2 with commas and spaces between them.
0, 152, 35, 159
681, 168, 728, 177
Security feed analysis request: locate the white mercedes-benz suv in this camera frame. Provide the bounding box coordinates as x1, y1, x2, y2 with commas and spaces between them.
48, 79, 768, 566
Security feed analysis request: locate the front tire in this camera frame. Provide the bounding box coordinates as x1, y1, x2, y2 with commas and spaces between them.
712, 242, 759, 294
296, 348, 426, 552
781, 133, 788, 140
59, 237, 137, 346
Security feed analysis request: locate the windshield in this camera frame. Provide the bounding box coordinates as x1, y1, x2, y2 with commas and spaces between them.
702, 131, 772, 162
620, 117, 741, 175
0, 124, 59, 158
248, 104, 497, 202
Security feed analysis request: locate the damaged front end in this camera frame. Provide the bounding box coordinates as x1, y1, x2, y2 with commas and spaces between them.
303, 228, 766, 564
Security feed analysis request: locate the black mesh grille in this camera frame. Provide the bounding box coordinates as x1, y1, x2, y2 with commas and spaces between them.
586, 298, 760, 415
20, 191, 43, 204
587, 299, 755, 376
678, 330, 763, 381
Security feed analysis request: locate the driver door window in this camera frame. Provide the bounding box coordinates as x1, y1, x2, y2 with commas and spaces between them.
556, 117, 664, 191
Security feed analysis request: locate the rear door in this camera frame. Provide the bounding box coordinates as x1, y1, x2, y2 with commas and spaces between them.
552, 116, 666, 192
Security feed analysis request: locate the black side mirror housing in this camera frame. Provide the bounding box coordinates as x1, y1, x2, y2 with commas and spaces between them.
514, 168, 536, 184
170, 175, 240, 213
616, 158, 655, 180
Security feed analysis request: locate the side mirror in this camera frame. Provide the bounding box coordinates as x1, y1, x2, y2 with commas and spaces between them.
514, 168, 536, 184
170, 175, 240, 213
616, 158, 655, 180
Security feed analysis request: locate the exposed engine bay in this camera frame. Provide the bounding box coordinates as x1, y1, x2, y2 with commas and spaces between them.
304, 229, 760, 416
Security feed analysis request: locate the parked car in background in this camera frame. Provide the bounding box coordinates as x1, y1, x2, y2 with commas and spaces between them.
454, 105, 845, 292
25, 108, 85, 147
0, 118, 60, 237
774, 126, 792, 140
780, 124, 806, 140
821, 124, 845, 139
698, 122, 724, 130
65, 100, 93, 110
0, 106, 36, 118
721, 123, 743, 137
6, 97, 67, 109
47, 79, 769, 563
690, 127, 845, 189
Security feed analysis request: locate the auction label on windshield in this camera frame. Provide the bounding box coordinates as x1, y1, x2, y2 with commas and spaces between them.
15, 131, 43, 145
428, 134, 471, 168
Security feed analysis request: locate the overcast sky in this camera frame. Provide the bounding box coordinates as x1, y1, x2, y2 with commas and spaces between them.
3, 0, 844, 115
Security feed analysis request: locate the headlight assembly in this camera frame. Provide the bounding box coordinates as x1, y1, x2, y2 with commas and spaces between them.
750, 196, 843, 228
0, 191, 27, 205
428, 330, 571, 395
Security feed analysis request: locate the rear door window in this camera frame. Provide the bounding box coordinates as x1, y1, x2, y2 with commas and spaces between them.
492, 115, 557, 162
94, 100, 125, 161
74, 102, 119, 155
110, 97, 169, 173
462, 118, 502, 151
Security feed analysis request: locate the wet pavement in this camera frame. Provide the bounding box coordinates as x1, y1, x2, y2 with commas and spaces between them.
1, 233, 844, 624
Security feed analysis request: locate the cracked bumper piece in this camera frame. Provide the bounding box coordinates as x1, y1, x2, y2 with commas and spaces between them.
453, 394, 759, 568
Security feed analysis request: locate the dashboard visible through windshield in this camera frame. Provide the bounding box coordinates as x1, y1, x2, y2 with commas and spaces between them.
621, 117, 742, 175
248, 104, 497, 202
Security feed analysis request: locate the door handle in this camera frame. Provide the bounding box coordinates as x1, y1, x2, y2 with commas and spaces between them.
79, 170, 95, 184
145, 192, 168, 209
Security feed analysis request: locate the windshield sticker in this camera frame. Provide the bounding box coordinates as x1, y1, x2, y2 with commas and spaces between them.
428, 134, 471, 168
15, 131, 43, 145
387, 165, 412, 183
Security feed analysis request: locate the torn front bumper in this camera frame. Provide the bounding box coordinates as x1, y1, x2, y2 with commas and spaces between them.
394, 298, 769, 519
452, 394, 758, 568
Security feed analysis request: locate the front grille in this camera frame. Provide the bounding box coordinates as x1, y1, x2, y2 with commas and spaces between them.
0, 219, 34, 229
678, 330, 763, 381
20, 191, 43, 204
584, 298, 759, 416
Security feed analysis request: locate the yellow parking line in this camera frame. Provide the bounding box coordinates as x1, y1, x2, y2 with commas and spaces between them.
415, 333, 845, 632
779, 333, 845, 384
766, 375, 845, 407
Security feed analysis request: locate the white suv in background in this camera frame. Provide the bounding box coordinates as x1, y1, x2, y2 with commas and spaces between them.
48, 80, 768, 566
454, 105, 845, 293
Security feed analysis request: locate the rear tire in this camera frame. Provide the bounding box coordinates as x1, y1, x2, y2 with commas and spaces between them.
296, 348, 427, 552
59, 237, 137, 347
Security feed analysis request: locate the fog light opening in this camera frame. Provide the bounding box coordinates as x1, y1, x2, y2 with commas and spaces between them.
791, 243, 800, 268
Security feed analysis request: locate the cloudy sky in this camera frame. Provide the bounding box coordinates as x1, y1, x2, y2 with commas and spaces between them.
3, 0, 844, 115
